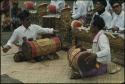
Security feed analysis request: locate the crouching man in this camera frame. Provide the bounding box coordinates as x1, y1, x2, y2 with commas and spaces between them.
2, 10, 59, 62
68, 15, 111, 79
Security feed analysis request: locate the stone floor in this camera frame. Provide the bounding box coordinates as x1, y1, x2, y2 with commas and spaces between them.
1, 45, 124, 83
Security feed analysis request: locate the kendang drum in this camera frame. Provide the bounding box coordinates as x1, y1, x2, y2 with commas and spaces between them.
22, 37, 61, 60
68, 46, 96, 72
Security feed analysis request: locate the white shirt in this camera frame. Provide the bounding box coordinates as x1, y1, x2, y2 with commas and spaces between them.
110, 11, 125, 31
91, 30, 111, 64
51, 0, 65, 12
105, 0, 112, 12
84, 0, 94, 11
122, 3, 125, 12
6, 24, 54, 46
95, 11, 112, 29
72, 1, 87, 19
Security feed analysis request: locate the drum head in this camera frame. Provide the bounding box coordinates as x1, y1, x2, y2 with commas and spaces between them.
22, 42, 32, 60
77, 51, 96, 72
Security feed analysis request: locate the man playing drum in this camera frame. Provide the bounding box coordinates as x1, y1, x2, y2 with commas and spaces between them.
2, 10, 59, 62
69, 15, 111, 79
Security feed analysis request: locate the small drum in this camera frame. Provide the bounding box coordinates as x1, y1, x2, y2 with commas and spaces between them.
22, 37, 61, 59
68, 46, 96, 72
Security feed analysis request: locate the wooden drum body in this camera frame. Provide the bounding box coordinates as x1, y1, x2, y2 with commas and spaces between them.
22, 37, 61, 59
37, 3, 48, 16
68, 46, 96, 72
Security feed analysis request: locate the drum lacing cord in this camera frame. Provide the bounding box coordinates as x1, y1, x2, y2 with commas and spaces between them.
70, 51, 80, 67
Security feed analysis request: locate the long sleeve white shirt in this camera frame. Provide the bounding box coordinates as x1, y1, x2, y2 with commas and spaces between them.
72, 1, 87, 19
6, 24, 54, 47
91, 30, 111, 64
51, 0, 65, 12
110, 11, 125, 31
95, 11, 112, 29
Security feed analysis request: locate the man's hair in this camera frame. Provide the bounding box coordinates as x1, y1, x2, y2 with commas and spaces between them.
18, 10, 30, 21
92, 15, 105, 30
92, 0, 107, 7
109, 0, 122, 7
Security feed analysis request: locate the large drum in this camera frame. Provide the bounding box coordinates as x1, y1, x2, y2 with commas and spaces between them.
68, 46, 96, 72
22, 37, 61, 59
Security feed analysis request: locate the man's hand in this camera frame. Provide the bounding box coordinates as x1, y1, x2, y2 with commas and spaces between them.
53, 29, 59, 33
112, 26, 119, 32
84, 53, 97, 64
2, 45, 11, 53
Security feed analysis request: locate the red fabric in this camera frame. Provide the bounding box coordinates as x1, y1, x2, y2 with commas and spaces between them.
72, 20, 82, 28
47, 4, 56, 14
27, 41, 37, 57
24, 1, 34, 9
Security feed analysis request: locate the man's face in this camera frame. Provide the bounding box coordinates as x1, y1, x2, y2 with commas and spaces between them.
23, 16, 31, 28
112, 3, 122, 15
95, 2, 104, 12
90, 24, 96, 33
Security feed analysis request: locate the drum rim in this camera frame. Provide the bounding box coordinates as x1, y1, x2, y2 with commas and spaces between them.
27, 41, 37, 57
52, 37, 61, 49
22, 42, 32, 58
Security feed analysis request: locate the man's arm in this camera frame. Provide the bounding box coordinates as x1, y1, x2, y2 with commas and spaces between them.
96, 34, 111, 63
3, 30, 18, 53
36, 25, 59, 34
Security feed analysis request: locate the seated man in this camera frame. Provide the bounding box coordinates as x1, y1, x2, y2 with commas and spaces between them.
2, 10, 58, 62
109, 0, 124, 34
92, 0, 112, 29
69, 15, 111, 79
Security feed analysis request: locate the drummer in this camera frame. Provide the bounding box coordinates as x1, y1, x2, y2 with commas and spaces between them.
2, 10, 59, 62
70, 15, 111, 79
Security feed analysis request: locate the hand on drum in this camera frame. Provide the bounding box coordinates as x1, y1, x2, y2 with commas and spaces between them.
2, 45, 11, 53
84, 52, 97, 64
53, 29, 59, 33
76, 44, 87, 51
111, 26, 119, 32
